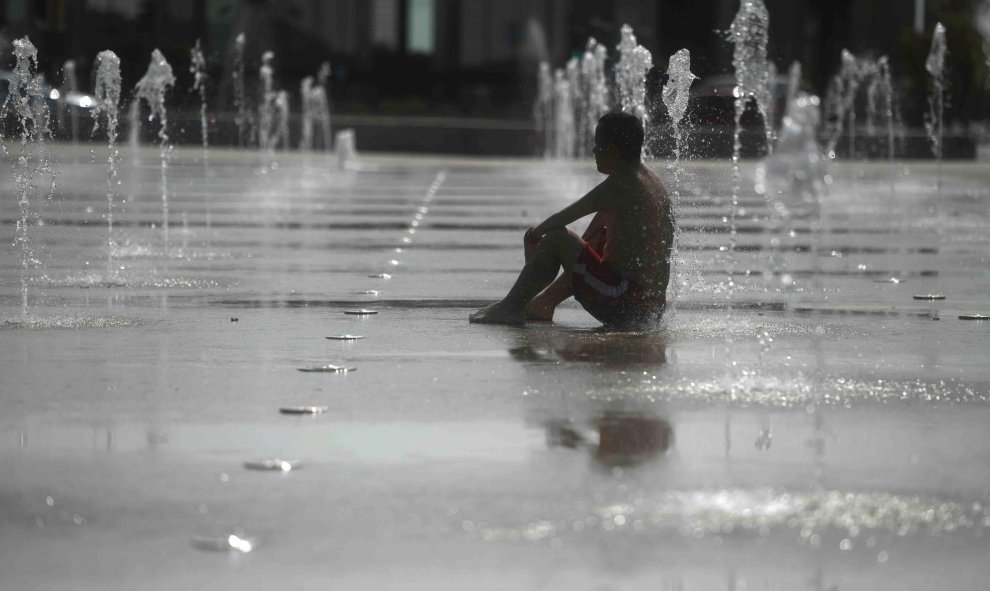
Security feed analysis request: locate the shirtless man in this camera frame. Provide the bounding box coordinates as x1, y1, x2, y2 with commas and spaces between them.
470, 111, 675, 327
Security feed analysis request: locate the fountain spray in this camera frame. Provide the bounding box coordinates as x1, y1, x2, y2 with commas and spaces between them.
729, 0, 772, 160
727, 0, 770, 398
92, 50, 122, 280
190, 39, 211, 233
662, 49, 697, 169
615, 25, 653, 133
823, 50, 865, 159
661, 48, 697, 312
134, 49, 176, 254
190, 41, 210, 160
1, 37, 56, 319
258, 51, 276, 167
926, 23, 947, 201
728, 0, 771, 302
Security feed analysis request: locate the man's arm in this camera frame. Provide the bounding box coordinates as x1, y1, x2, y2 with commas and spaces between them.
528, 180, 609, 239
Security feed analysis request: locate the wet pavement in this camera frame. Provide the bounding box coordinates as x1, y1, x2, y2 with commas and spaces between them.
1, 145, 989, 589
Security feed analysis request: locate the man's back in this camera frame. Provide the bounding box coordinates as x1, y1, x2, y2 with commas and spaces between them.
599, 164, 674, 295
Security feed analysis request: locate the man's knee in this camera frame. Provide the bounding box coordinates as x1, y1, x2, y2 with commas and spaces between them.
541, 227, 572, 245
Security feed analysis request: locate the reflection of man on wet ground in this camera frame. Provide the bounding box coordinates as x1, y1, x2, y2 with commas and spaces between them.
546, 413, 673, 467
470, 111, 675, 327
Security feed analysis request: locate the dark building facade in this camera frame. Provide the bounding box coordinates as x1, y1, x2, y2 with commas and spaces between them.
0, 0, 979, 124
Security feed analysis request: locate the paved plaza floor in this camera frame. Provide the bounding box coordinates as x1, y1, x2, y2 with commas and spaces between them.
1, 145, 989, 589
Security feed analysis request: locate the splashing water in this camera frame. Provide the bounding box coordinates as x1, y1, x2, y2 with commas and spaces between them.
134, 49, 176, 254
92, 50, 122, 279
926, 22, 947, 200
729, 0, 772, 157
662, 48, 697, 313
727, 0, 771, 397
233, 33, 248, 147
535, 63, 554, 158
662, 49, 697, 162
1, 37, 56, 319
615, 25, 653, 126
581, 39, 609, 156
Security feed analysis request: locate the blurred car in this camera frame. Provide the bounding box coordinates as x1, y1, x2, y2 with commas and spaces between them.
0, 69, 59, 110
1, 70, 94, 113
54, 89, 95, 109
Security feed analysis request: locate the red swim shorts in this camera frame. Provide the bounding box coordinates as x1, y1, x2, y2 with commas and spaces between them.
571, 241, 666, 326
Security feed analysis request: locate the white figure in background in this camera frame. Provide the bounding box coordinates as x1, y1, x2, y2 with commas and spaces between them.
552, 68, 575, 159
335, 129, 358, 170
300, 76, 315, 152
275, 90, 290, 151
536, 62, 554, 158
258, 51, 276, 155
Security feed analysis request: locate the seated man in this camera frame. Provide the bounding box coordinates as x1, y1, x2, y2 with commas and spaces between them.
470, 111, 675, 327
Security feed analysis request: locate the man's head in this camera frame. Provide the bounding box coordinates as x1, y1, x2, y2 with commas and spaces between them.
594, 112, 644, 173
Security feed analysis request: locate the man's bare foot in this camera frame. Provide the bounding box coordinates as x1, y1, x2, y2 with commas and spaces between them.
525, 300, 554, 322
470, 301, 525, 326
